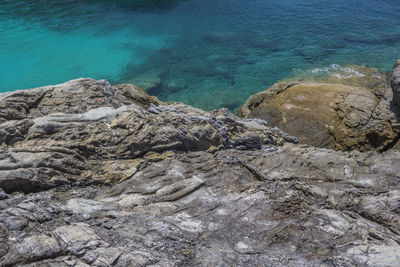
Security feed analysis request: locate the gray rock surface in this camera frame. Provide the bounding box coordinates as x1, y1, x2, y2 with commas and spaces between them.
0, 78, 400, 266
391, 59, 400, 106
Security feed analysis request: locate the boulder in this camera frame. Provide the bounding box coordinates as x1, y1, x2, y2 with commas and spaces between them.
240, 65, 400, 151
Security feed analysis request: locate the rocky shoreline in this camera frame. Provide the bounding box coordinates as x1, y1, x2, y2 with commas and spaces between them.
0, 61, 399, 266
240, 64, 400, 152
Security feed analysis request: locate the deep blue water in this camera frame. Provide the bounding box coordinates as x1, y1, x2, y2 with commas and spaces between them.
1, 0, 400, 110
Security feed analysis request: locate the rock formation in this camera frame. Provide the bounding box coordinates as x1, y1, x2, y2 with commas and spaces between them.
391, 59, 400, 106
239, 65, 400, 151
0, 77, 400, 266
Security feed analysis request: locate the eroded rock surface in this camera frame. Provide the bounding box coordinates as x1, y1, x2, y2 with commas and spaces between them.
239, 65, 400, 151
391, 59, 400, 106
0, 78, 400, 266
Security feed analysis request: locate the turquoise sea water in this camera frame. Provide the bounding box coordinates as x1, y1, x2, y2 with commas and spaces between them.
1, 0, 400, 110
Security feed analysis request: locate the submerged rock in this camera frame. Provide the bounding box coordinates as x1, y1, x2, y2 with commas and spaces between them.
240, 64, 400, 151
0, 78, 400, 266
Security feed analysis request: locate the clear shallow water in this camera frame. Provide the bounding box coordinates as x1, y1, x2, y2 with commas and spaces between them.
1, 0, 400, 110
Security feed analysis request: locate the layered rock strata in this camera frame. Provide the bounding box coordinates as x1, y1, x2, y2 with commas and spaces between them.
0, 78, 399, 266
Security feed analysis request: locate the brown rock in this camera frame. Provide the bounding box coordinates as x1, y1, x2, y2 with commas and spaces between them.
240, 65, 400, 151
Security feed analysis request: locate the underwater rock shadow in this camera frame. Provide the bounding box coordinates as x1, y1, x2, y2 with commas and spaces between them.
85, 0, 187, 10
146, 82, 187, 99
2, 0, 187, 33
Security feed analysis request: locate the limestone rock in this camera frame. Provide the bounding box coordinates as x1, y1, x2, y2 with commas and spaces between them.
0, 78, 160, 124
0, 78, 399, 266
0, 80, 293, 194
239, 65, 400, 151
